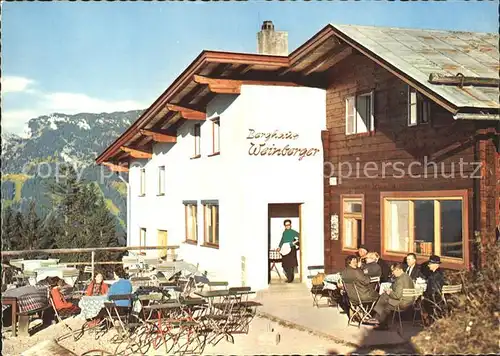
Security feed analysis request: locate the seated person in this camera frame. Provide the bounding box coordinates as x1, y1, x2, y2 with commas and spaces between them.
107, 266, 133, 307
373, 252, 391, 282
404, 253, 423, 281
422, 255, 446, 321
50, 278, 80, 315
85, 272, 109, 296
355, 245, 368, 268
369, 263, 415, 330
362, 252, 382, 278
340, 256, 379, 306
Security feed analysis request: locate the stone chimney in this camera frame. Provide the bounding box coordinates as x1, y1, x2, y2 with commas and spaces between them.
257, 21, 288, 56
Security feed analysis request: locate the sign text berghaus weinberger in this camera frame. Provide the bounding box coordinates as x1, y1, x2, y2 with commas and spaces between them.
246, 129, 320, 161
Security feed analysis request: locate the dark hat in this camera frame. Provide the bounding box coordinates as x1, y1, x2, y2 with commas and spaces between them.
428, 255, 441, 264
358, 244, 368, 251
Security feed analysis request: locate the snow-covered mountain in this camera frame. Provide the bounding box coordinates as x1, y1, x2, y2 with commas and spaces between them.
1, 110, 144, 233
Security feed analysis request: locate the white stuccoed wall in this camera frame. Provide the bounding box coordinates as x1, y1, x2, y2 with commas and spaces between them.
128, 84, 325, 291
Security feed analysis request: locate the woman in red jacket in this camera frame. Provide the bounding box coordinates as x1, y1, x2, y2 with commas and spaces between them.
50, 279, 80, 315
85, 273, 109, 296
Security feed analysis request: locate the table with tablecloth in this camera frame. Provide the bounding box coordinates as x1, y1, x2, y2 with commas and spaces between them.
2, 285, 49, 313
323, 273, 342, 291
379, 281, 428, 295
78, 295, 108, 320
2, 285, 50, 337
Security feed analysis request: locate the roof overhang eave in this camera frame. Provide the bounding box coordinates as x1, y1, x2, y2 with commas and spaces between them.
95, 51, 290, 165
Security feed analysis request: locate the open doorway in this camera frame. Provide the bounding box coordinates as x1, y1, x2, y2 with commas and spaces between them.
268, 203, 302, 284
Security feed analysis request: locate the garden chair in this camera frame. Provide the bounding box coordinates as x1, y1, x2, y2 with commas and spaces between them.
344, 283, 376, 328
307, 265, 328, 308
390, 288, 423, 335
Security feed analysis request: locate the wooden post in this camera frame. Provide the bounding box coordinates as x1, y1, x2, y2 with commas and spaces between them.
91, 251, 95, 280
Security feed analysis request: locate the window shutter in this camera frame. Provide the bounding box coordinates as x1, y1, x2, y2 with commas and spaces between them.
408, 87, 418, 126
370, 91, 375, 131
345, 97, 356, 135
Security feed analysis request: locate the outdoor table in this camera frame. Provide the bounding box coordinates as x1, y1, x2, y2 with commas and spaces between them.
323, 273, 342, 291
33, 266, 79, 287
379, 282, 392, 295
2, 285, 50, 337
78, 295, 108, 320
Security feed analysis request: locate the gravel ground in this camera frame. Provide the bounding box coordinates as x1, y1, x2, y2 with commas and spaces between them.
2, 316, 356, 355
2, 316, 418, 355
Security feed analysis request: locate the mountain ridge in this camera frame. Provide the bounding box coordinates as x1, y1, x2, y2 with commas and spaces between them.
1, 109, 144, 235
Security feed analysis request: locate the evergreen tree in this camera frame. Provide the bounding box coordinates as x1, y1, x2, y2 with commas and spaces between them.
49, 166, 121, 262
20, 200, 44, 251
38, 213, 61, 250
1, 206, 19, 250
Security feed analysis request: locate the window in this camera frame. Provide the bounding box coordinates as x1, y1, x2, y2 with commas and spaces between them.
203, 202, 219, 247
139, 168, 146, 196
408, 86, 431, 126
345, 92, 374, 135
139, 228, 147, 251
184, 203, 198, 243
193, 124, 201, 157
341, 196, 364, 250
158, 166, 165, 195
382, 191, 467, 263
212, 118, 220, 154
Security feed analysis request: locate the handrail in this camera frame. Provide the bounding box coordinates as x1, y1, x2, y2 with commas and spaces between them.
1, 245, 180, 257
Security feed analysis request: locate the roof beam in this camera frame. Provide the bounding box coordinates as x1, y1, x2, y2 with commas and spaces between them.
120, 146, 152, 159
194, 74, 300, 93
193, 75, 242, 94
140, 129, 177, 143
429, 73, 500, 88
302, 46, 353, 76
102, 162, 129, 172
166, 104, 206, 120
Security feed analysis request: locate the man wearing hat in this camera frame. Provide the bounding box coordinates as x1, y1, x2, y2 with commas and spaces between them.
422, 254, 446, 323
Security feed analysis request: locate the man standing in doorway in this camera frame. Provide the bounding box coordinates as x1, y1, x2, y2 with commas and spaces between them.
277, 219, 300, 283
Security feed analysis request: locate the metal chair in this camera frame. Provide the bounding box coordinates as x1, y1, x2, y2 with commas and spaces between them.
344, 283, 377, 328
207, 281, 229, 291
390, 288, 423, 335
307, 265, 327, 308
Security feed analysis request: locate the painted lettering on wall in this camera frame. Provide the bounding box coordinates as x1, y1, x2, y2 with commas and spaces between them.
246, 129, 320, 160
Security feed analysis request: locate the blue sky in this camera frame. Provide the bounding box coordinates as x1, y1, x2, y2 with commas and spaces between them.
2, 1, 498, 135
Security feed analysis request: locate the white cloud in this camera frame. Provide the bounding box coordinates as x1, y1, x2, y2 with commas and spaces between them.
2, 77, 146, 136
2, 76, 36, 94
43, 92, 144, 115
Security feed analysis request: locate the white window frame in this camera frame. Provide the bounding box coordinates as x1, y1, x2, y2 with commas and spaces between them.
158, 166, 165, 196
139, 168, 146, 196
408, 86, 431, 126
345, 91, 375, 135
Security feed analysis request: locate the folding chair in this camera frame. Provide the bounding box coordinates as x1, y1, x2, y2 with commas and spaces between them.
49, 291, 84, 342
207, 281, 229, 292
103, 294, 139, 343
344, 283, 376, 328
370, 276, 381, 291
390, 288, 422, 335
307, 265, 327, 308
441, 284, 462, 306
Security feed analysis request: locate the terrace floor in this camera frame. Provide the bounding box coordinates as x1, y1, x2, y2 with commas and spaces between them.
255, 281, 422, 351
